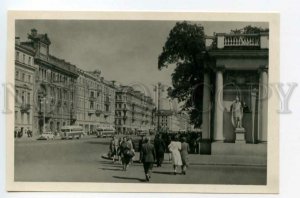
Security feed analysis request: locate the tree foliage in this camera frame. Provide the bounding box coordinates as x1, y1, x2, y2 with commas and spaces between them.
230, 25, 269, 34
158, 21, 206, 128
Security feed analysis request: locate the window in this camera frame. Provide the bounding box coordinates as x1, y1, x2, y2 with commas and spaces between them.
28, 57, 31, 65
15, 111, 18, 123
15, 71, 19, 79
23, 54, 25, 63
90, 101, 94, 109
21, 91, 25, 104
28, 75, 31, 83
27, 93, 30, 104
21, 113, 24, 124
15, 90, 19, 103
22, 73, 25, 81
27, 112, 30, 124
16, 51, 20, 61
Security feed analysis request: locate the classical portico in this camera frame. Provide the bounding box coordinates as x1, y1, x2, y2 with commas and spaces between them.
202, 32, 269, 144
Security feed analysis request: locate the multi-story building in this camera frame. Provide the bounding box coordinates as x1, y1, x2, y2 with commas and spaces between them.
19, 29, 79, 135
75, 70, 116, 133
14, 37, 36, 135
115, 86, 155, 134
157, 110, 191, 133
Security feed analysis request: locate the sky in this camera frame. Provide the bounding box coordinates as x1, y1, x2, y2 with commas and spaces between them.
15, 20, 268, 109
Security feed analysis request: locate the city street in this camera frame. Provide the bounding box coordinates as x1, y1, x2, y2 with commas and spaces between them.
14, 137, 266, 184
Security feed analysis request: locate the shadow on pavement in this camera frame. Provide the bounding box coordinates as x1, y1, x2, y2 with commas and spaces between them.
113, 176, 146, 182
152, 171, 177, 175
85, 141, 110, 145
100, 168, 123, 171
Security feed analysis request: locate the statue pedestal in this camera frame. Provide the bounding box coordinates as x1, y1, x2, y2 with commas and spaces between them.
235, 127, 246, 144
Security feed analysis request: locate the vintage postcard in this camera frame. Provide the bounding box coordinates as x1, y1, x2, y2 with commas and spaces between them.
6, 11, 279, 193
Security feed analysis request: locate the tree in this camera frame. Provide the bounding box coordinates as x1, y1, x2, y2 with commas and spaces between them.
158, 21, 207, 128
230, 25, 269, 34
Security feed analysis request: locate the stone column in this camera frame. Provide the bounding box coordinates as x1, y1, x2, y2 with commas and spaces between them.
213, 66, 224, 141
258, 65, 268, 142
202, 68, 211, 139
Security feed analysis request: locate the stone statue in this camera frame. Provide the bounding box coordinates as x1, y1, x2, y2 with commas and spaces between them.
230, 96, 243, 129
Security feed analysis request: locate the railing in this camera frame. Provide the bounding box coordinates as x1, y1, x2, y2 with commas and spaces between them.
38, 110, 54, 118
224, 34, 260, 47
103, 110, 111, 116
209, 32, 269, 49
89, 96, 96, 102
95, 110, 102, 115
88, 109, 95, 114
20, 103, 31, 112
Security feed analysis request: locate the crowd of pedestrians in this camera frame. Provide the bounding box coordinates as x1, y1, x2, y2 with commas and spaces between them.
14, 127, 33, 138
106, 132, 198, 181
108, 136, 136, 171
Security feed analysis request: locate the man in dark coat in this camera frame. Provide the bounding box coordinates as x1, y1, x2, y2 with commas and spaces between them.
154, 134, 166, 167
140, 136, 156, 181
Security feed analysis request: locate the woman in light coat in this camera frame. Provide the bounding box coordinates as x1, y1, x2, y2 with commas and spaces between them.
168, 135, 182, 175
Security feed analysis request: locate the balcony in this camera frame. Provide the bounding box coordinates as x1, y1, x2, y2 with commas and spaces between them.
103, 111, 110, 117
20, 103, 30, 113
210, 32, 269, 50
38, 110, 54, 118
88, 109, 95, 114
95, 110, 102, 116
70, 114, 77, 121
89, 96, 96, 102
36, 78, 50, 85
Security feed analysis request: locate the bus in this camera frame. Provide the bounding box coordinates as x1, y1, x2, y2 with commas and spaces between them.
60, 125, 84, 139
96, 126, 115, 138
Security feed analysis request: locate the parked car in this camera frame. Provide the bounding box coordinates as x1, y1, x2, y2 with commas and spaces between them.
37, 131, 55, 140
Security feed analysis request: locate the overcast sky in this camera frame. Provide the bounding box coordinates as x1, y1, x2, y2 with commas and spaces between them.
15, 20, 268, 107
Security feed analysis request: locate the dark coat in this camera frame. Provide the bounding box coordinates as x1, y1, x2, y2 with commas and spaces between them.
154, 138, 166, 154
140, 142, 156, 163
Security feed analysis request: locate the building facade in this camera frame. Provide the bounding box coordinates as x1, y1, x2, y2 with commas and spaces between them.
157, 110, 191, 133
14, 37, 36, 134
75, 70, 116, 133
19, 29, 79, 135
202, 31, 269, 143
115, 86, 155, 134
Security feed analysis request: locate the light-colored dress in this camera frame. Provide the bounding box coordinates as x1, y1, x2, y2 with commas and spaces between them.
168, 141, 182, 166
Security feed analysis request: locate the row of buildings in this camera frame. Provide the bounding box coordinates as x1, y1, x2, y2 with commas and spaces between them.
15, 29, 191, 137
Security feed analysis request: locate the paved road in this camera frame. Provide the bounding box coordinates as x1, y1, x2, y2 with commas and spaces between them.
14, 137, 266, 184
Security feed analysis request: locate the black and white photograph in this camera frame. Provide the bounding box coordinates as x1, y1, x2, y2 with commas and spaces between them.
6, 12, 279, 193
